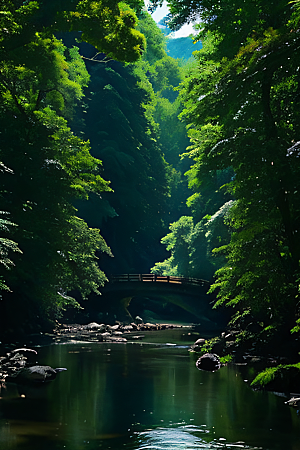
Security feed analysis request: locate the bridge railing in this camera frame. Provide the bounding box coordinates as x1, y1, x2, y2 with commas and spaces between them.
109, 274, 209, 287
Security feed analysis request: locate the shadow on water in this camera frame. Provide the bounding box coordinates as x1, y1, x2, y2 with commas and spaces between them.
0, 329, 299, 450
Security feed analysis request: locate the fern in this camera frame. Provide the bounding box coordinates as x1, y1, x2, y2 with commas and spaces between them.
0, 212, 22, 290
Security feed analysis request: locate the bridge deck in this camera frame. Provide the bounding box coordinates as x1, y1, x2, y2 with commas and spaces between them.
110, 274, 209, 287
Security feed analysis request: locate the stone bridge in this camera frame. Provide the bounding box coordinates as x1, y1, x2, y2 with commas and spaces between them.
99, 274, 223, 327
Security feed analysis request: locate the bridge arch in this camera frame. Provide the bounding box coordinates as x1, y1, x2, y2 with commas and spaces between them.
99, 274, 220, 327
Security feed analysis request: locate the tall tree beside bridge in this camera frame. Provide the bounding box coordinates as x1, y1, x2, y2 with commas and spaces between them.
148, 0, 300, 342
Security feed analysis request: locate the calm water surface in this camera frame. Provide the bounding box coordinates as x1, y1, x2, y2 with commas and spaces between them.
0, 328, 299, 450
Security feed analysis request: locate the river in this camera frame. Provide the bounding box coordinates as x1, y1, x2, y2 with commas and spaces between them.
0, 328, 299, 450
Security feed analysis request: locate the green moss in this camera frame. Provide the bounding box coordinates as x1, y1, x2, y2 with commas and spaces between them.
251, 363, 300, 390
251, 366, 279, 387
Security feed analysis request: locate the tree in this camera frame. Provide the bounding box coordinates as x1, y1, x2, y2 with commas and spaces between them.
72, 12, 197, 275
151, 216, 194, 276
136, 12, 192, 222
0, 207, 22, 293
151, 0, 300, 341
150, 201, 231, 281
0, 0, 146, 334
74, 54, 170, 274
137, 12, 167, 65
0, 105, 113, 327
149, 0, 290, 57
0, 0, 145, 62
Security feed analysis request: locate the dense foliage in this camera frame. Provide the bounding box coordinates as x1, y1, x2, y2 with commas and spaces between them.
0, 0, 199, 336
7, 0, 300, 352
72, 11, 195, 275
74, 53, 170, 274
149, 0, 300, 351
0, 0, 146, 334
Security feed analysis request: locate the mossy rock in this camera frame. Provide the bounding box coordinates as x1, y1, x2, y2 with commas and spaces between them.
251, 363, 300, 392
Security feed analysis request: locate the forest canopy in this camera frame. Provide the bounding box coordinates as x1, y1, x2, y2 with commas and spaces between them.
148, 0, 300, 346
0, 0, 192, 337
0, 0, 147, 334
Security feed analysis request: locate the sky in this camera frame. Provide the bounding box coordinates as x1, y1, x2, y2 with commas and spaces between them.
149, 1, 196, 38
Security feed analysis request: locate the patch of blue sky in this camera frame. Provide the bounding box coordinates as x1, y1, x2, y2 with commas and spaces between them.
145, 1, 196, 38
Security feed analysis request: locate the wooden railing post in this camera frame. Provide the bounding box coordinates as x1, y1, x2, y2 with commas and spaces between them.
108, 273, 209, 286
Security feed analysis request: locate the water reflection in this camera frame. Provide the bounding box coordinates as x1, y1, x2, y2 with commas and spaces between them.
134, 426, 209, 449
0, 333, 299, 450
129, 425, 258, 449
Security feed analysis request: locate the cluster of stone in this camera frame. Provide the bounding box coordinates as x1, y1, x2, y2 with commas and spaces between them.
52, 321, 182, 343
189, 331, 281, 366
0, 348, 38, 382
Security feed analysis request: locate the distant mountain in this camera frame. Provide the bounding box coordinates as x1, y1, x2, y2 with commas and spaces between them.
166, 36, 202, 61
157, 17, 202, 61
157, 17, 173, 36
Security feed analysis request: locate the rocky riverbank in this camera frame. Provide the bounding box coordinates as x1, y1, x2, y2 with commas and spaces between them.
1, 322, 300, 410
0, 348, 38, 382
188, 328, 300, 397
0, 321, 189, 382
51, 321, 186, 344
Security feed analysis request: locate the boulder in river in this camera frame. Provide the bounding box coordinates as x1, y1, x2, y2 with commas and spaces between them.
6, 365, 67, 384
196, 353, 221, 372
189, 338, 206, 352
85, 322, 106, 331
135, 316, 144, 324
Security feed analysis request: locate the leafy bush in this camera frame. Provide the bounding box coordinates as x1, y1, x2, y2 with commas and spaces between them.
219, 354, 233, 364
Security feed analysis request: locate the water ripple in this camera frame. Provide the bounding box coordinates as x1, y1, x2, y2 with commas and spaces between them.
129, 426, 261, 450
